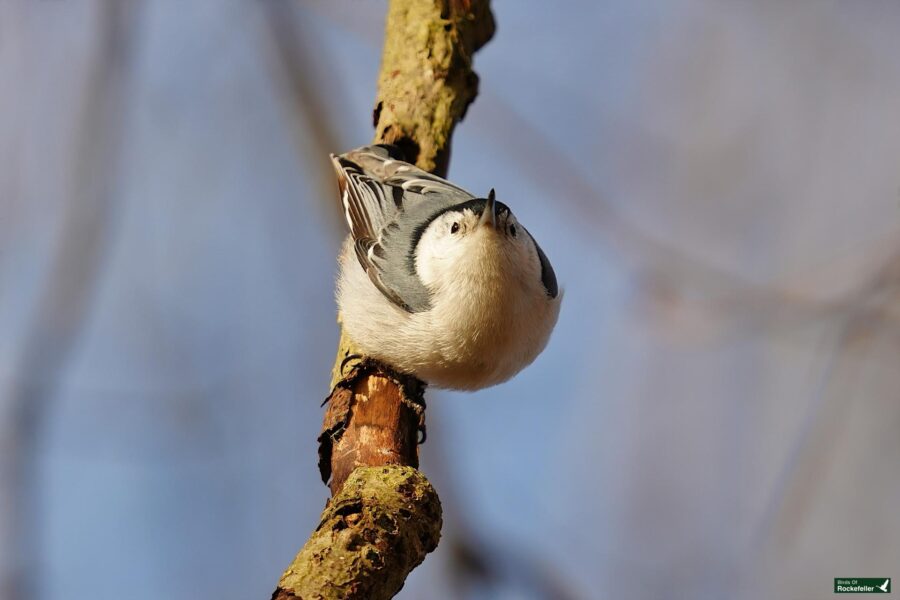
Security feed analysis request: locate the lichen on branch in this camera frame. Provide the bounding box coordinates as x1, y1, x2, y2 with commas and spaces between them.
274, 467, 441, 600
374, 0, 495, 177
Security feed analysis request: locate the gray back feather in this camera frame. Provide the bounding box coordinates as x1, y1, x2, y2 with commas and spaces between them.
331, 145, 474, 313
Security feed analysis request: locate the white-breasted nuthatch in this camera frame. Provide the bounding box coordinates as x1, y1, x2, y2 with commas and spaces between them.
331, 144, 560, 390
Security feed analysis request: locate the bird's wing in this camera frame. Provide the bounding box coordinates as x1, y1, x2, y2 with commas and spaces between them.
521, 227, 559, 299
331, 144, 474, 313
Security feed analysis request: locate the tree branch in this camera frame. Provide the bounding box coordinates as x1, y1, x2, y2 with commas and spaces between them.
271, 1, 494, 598
272, 466, 441, 600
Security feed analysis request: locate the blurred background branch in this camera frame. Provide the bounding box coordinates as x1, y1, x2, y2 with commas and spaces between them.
262, 0, 348, 236
4, 3, 137, 598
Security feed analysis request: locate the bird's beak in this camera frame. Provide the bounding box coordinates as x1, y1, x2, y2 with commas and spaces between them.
479, 188, 497, 230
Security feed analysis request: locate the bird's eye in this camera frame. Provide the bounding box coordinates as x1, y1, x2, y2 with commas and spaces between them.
450, 222, 460, 234
509, 224, 517, 237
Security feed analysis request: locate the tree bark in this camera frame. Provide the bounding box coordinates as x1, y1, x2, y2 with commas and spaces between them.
271, 1, 494, 599
272, 466, 441, 600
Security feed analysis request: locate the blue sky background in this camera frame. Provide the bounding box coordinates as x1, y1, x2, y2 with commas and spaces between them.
2, 1, 900, 599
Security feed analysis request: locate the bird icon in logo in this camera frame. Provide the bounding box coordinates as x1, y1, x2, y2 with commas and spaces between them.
879, 579, 890, 593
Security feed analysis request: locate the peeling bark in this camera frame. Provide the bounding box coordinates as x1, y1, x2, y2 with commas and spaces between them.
318, 362, 425, 497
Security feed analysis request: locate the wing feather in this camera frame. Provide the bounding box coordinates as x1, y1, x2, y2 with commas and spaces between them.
331, 144, 475, 312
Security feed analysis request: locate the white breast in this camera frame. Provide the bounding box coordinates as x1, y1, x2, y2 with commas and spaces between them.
336, 235, 560, 390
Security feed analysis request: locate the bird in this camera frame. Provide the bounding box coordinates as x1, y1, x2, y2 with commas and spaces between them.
879, 580, 890, 593
331, 144, 561, 391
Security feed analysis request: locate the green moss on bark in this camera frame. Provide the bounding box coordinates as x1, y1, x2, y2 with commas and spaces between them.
374, 0, 495, 176
275, 467, 442, 600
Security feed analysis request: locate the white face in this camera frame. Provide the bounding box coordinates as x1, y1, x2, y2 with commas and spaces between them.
413, 204, 536, 289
